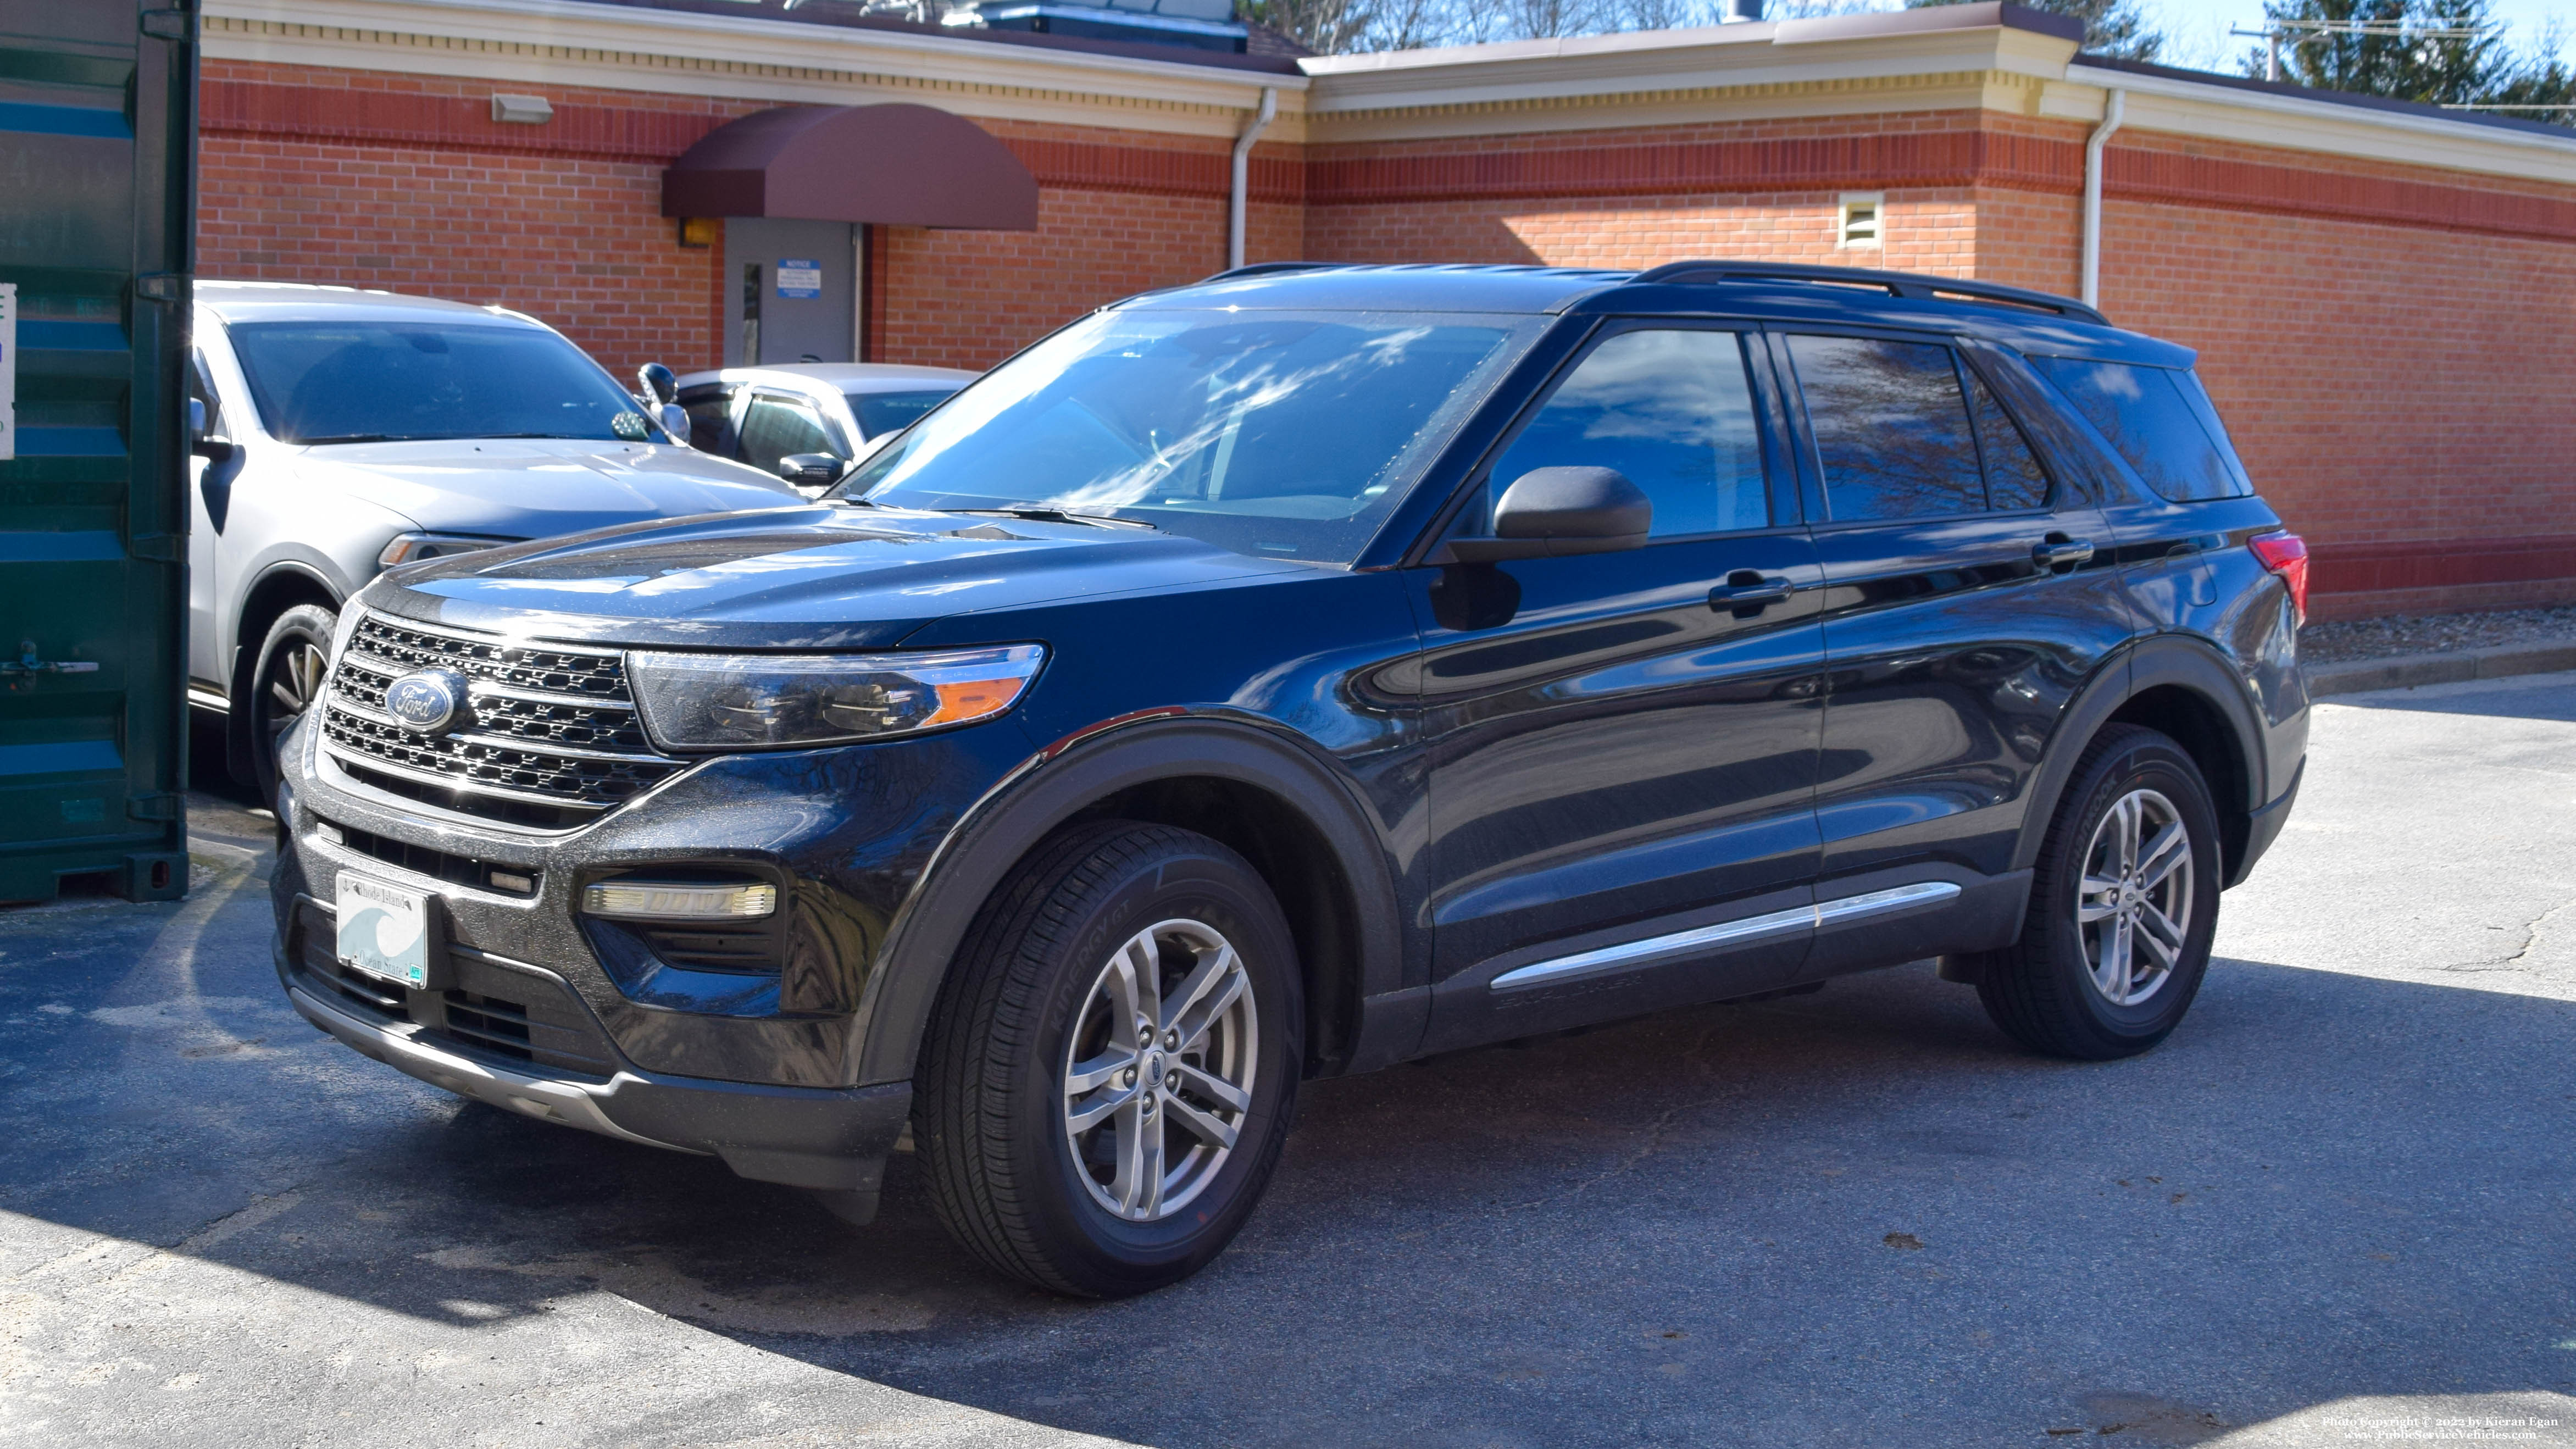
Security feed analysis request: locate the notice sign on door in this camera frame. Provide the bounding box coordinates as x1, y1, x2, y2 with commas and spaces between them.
1, 282, 15, 463
775, 259, 822, 299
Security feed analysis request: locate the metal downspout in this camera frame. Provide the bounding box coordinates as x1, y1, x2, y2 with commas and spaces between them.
2081, 88, 2125, 310
1229, 87, 1278, 271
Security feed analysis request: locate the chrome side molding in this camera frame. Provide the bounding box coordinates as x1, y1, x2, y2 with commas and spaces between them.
1487, 880, 1962, 992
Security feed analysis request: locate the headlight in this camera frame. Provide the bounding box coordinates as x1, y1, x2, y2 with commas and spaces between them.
628, 644, 1045, 750
379, 532, 514, 568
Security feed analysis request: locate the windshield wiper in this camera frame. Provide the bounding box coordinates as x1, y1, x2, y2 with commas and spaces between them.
942, 506, 1159, 531
295, 434, 408, 445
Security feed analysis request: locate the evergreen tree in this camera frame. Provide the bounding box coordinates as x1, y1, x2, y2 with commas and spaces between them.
2242, 0, 2576, 125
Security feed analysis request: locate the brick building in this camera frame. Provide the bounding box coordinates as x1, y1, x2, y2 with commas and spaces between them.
200, 0, 2576, 618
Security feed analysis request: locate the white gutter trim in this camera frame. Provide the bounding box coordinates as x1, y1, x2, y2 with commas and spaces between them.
2080, 86, 2123, 310
2064, 62, 2576, 158
1228, 86, 1278, 271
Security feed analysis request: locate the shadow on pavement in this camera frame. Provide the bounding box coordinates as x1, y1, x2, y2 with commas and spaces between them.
5, 811, 2574, 1447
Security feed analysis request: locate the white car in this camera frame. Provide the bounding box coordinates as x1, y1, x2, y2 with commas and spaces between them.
673, 363, 978, 491
186, 282, 803, 798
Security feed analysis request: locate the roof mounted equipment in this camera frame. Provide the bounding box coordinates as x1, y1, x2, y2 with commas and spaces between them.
1631, 260, 2108, 326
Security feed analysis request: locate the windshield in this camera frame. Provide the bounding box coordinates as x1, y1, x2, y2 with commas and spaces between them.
847, 388, 957, 439
836, 308, 1546, 564
226, 320, 656, 446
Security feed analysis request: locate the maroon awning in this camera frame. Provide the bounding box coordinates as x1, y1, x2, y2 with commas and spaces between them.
660, 103, 1038, 230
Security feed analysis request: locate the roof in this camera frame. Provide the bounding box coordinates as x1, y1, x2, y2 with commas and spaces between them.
567, 0, 1303, 75
195, 280, 544, 325
1121, 261, 2190, 363
1126, 263, 1635, 314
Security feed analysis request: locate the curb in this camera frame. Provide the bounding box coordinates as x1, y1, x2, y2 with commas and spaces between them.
2306, 641, 2576, 698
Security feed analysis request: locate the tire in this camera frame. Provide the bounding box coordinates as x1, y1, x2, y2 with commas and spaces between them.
913, 820, 1303, 1298
243, 603, 337, 806
1975, 724, 2222, 1061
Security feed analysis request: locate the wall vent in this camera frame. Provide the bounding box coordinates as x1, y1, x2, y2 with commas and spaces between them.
1839, 193, 1883, 248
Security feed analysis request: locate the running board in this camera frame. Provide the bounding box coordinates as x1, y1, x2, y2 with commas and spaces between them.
1488, 881, 1963, 993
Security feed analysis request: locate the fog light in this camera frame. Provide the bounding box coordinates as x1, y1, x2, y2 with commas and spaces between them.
581, 880, 776, 920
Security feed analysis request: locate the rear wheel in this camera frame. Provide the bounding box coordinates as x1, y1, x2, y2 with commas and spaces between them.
1976, 724, 2221, 1060
245, 603, 336, 806
913, 820, 1302, 1297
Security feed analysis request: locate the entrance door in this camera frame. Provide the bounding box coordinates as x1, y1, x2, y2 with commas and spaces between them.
723, 219, 858, 366
1414, 324, 1826, 1051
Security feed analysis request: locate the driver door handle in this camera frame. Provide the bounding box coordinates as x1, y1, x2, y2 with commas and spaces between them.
1709, 571, 1794, 614
2032, 537, 2095, 569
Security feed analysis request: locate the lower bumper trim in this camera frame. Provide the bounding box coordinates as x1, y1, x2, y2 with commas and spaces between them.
287, 978, 912, 1201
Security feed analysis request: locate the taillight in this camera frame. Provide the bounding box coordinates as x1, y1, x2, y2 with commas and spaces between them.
2250, 530, 2308, 624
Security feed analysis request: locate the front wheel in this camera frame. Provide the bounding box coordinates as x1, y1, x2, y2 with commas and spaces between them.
1975, 724, 2222, 1060
245, 603, 337, 806
913, 821, 1303, 1297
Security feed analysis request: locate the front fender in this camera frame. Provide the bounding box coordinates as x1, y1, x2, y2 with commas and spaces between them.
849, 715, 1411, 1087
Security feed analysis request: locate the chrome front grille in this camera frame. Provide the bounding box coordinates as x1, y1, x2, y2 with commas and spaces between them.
319, 612, 684, 828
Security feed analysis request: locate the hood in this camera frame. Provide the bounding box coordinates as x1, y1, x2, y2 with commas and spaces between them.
373, 504, 1309, 649
298, 437, 803, 538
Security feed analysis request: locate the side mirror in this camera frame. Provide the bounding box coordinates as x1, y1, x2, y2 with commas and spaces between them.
658, 402, 692, 446
1447, 466, 1650, 563
636, 362, 679, 406
776, 452, 844, 489
187, 397, 237, 464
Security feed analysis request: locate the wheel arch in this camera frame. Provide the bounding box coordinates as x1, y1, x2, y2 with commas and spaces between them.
225, 562, 345, 780
2011, 635, 2268, 885
852, 717, 1408, 1090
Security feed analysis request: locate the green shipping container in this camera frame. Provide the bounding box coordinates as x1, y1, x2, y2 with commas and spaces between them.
0, 0, 195, 902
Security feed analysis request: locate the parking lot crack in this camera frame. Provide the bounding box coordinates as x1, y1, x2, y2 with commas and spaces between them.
2448, 895, 2576, 973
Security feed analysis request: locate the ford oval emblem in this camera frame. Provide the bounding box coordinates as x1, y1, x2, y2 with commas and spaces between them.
384, 669, 469, 736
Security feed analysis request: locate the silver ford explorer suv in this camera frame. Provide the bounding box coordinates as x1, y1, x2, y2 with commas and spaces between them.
186, 282, 803, 799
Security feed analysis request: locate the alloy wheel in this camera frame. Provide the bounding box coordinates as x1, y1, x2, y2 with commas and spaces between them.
1061, 918, 1258, 1223
263, 637, 328, 746
2075, 787, 2194, 1007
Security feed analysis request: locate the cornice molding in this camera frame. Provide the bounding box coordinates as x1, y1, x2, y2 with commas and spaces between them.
201, 0, 1304, 141
2066, 63, 2576, 188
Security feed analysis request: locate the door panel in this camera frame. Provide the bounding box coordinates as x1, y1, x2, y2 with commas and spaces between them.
723, 219, 856, 367
1409, 321, 1826, 1049
1411, 535, 1826, 1047
1781, 329, 2135, 900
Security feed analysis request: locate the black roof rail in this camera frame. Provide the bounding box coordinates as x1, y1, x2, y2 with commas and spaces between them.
1629, 260, 2108, 326
1203, 262, 1353, 282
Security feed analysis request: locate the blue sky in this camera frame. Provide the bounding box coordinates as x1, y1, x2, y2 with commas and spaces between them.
2141, 0, 2574, 70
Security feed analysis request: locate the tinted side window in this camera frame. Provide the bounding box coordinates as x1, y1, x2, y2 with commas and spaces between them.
679, 386, 736, 454
2029, 357, 2250, 502
738, 393, 841, 474
850, 388, 956, 440
1788, 335, 1983, 522
1489, 329, 1769, 538
1967, 367, 2049, 511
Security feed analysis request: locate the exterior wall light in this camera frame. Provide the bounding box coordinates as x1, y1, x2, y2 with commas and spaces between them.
677, 217, 718, 249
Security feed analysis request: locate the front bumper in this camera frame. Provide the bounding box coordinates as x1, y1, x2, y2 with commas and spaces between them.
281, 929, 911, 1207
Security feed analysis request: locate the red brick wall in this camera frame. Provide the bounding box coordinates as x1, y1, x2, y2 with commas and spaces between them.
197, 62, 1285, 377
197, 56, 2576, 615
2095, 130, 2576, 615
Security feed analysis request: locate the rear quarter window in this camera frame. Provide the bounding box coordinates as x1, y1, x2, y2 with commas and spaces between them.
2029, 357, 2252, 502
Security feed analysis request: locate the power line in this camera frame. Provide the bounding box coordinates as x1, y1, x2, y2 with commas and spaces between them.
2229, 19, 2493, 82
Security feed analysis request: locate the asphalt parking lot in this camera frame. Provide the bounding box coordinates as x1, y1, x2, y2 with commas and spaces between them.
4, 676, 2573, 1448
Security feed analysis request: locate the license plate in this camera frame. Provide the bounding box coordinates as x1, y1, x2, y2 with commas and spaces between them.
337, 871, 436, 989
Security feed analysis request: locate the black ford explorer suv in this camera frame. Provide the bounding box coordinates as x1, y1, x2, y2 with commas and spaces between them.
271, 262, 2309, 1297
